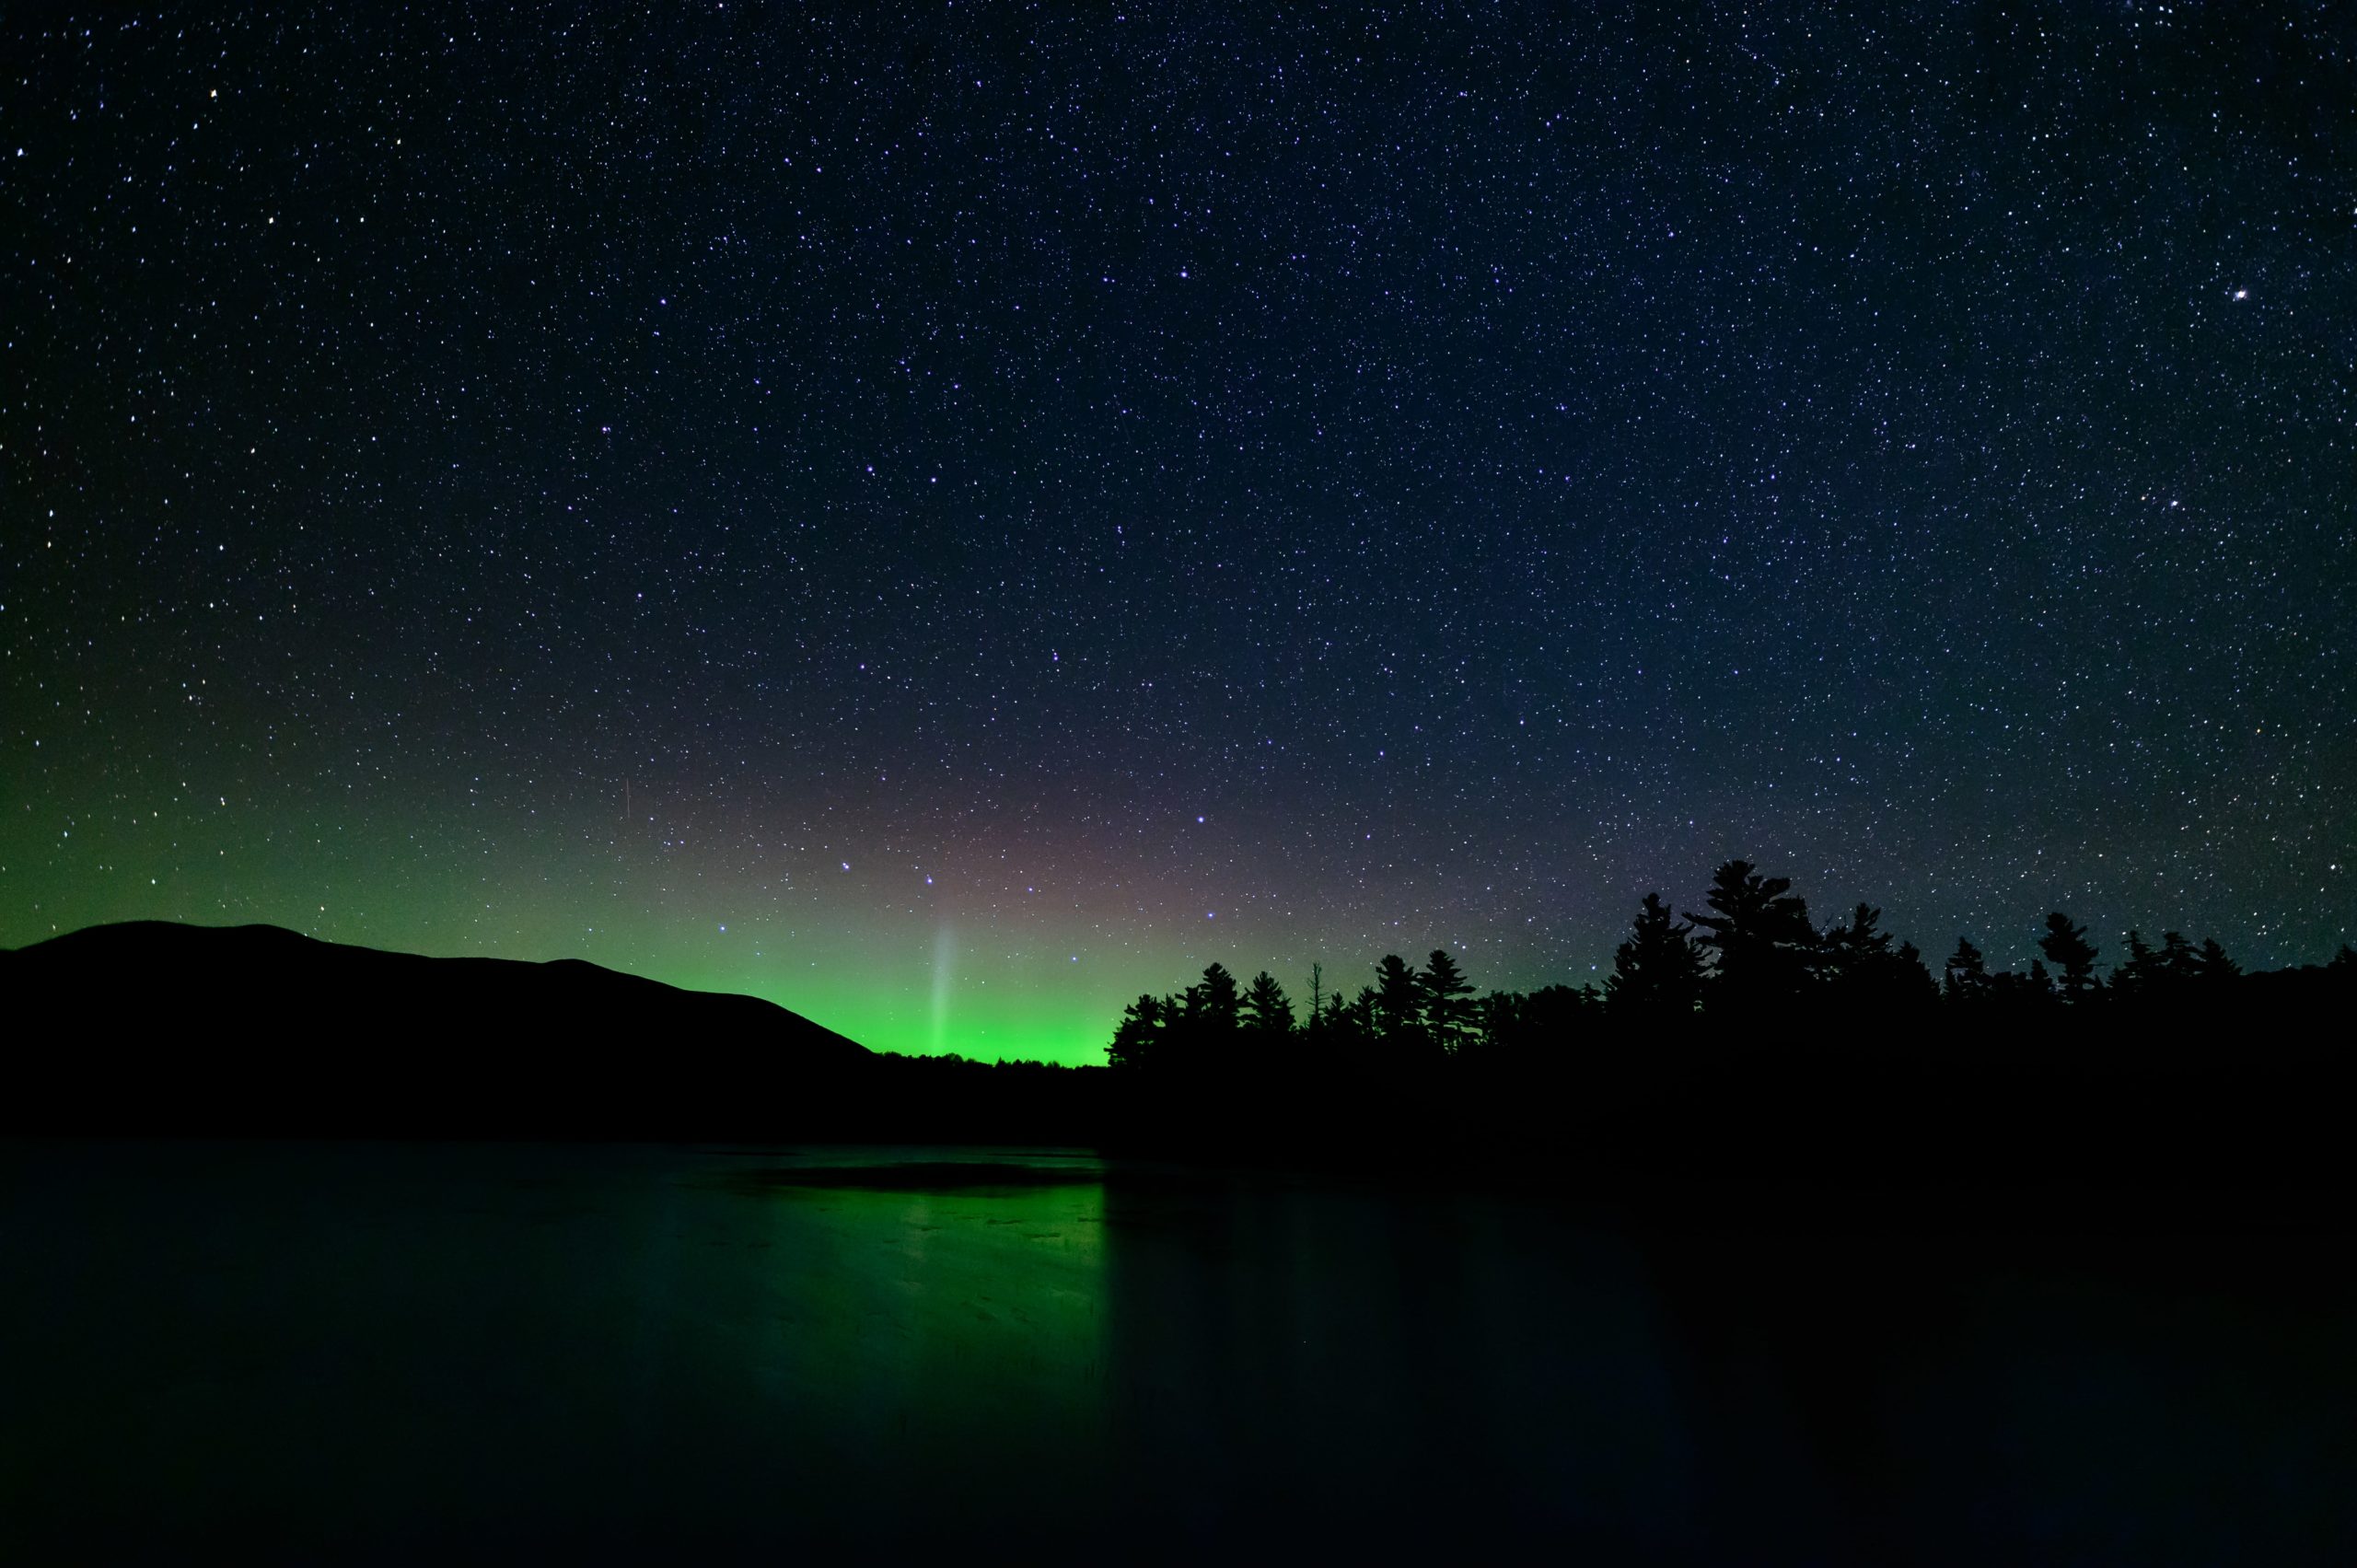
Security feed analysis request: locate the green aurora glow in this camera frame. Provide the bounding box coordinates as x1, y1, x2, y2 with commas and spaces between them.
0, 760, 1514, 1065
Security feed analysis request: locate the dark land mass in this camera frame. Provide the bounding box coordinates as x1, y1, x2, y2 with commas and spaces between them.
1, 922, 874, 1140
5, 920, 2354, 1218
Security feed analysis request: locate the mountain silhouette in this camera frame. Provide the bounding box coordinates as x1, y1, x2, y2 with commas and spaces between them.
3, 922, 872, 1138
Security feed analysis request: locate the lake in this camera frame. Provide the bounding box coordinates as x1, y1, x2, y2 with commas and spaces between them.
2, 1140, 2350, 1562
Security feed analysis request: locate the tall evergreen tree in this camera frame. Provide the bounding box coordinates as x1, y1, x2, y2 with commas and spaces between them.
2112, 929, 2160, 997
1373, 954, 1424, 1043
1822, 902, 1893, 971
1241, 970, 1295, 1037
2157, 930, 2199, 985
2037, 912, 2100, 1001
1329, 985, 1378, 1047
1687, 860, 1819, 1012
1420, 949, 1477, 1053
1942, 937, 1991, 1006
1605, 892, 1706, 1020
1187, 961, 1243, 1029
2193, 937, 2241, 984
1107, 993, 1170, 1070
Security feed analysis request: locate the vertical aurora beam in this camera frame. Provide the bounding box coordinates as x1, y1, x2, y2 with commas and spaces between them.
930, 923, 956, 1055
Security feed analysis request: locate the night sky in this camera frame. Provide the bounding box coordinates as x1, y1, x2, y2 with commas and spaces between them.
6, 6, 2351, 1062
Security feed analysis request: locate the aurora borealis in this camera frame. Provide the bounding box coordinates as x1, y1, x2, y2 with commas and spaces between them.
5, 6, 2351, 1063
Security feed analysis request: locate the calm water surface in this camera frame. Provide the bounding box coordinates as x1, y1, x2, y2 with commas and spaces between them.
1, 1140, 2350, 1563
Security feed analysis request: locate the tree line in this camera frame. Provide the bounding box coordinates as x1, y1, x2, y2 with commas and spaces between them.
1107, 859, 2355, 1070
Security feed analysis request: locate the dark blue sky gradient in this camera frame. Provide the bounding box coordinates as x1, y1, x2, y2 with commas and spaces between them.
5, 5, 2351, 1056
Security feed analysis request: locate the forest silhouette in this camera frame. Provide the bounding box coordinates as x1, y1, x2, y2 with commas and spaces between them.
1109, 859, 2350, 1066
1095, 859, 2355, 1185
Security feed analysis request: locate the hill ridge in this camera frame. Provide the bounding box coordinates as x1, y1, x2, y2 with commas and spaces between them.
3, 919, 871, 1137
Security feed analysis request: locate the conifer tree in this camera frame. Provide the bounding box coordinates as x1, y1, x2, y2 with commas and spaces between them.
1334, 985, 1378, 1045
2112, 930, 2159, 996
1188, 962, 1242, 1029
2157, 930, 2199, 985
1373, 954, 1424, 1042
1241, 970, 1295, 1037
1605, 893, 1706, 1020
1687, 861, 1819, 1011
1420, 949, 1477, 1052
1107, 993, 1169, 1070
1942, 937, 1991, 1005
2193, 937, 2240, 984
2037, 912, 2100, 1001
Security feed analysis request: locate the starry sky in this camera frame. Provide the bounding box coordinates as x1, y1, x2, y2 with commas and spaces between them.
5, 5, 2351, 1062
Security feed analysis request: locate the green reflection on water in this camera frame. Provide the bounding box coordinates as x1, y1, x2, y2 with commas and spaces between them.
713, 1156, 1112, 1517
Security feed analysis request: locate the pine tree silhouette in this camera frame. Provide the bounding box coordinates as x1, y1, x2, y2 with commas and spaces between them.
1099, 861, 2354, 1089
1241, 970, 1295, 1037
1605, 893, 1706, 1020
1373, 954, 1424, 1046
1420, 949, 1476, 1053
1688, 861, 1818, 1012
1188, 962, 1242, 1029
1108, 993, 1169, 1071
2194, 937, 2240, 983
2113, 929, 2159, 997
1942, 937, 1991, 1007
2037, 913, 2100, 1002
